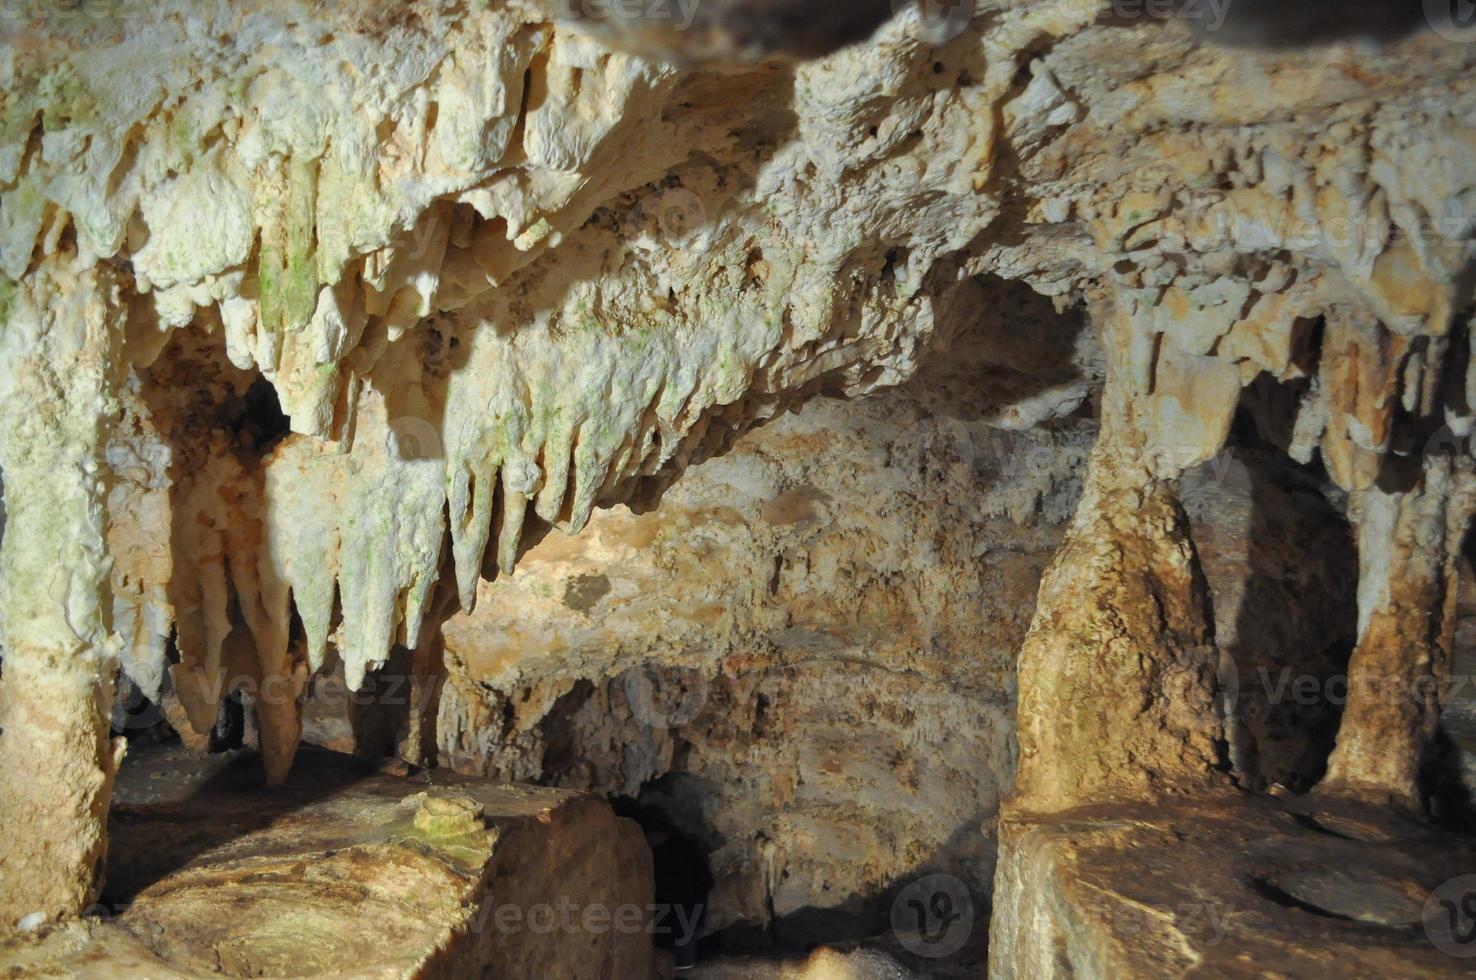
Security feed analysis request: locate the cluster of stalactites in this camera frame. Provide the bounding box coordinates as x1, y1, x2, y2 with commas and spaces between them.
27, 2, 1005, 780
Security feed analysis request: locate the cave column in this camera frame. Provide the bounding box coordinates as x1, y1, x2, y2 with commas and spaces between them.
1006, 445, 1225, 814
993, 298, 1232, 978
1318, 455, 1470, 808
1007, 299, 1228, 815
0, 252, 127, 923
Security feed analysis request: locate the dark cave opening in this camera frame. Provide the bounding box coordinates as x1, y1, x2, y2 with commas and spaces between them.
229, 374, 292, 455
611, 783, 717, 970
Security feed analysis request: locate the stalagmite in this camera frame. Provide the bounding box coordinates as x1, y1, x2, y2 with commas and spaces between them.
1319, 456, 1471, 807
1009, 457, 1225, 812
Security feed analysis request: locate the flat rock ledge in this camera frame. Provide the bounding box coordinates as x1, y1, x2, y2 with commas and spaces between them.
992, 794, 1476, 979
0, 746, 656, 979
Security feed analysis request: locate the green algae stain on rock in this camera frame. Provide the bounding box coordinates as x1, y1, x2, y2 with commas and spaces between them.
283, 155, 321, 330
258, 156, 322, 334
384, 792, 494, 866
0, 275, 16, 331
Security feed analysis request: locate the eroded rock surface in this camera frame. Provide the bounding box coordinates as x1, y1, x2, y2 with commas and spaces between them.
1, 745, 656, 978
991, 795, 1476, 978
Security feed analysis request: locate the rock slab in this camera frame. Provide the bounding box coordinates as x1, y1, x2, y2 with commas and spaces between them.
0, 746, 656, 979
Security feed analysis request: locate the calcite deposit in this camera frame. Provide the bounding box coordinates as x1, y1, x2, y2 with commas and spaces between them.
1, 0, 1475, 976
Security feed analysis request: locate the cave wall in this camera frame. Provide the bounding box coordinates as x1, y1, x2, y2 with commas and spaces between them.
415, 279, 1379, 950
425, 280, 1096, 944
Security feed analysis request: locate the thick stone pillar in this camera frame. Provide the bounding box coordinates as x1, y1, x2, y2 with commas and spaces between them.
992, 424, 1226, 980
1318, 458, 1468, 809
1007, 447, 1224, 814
0, 255, 125, 923
993, 299, 1229, 977
1007, 301, 1227, 815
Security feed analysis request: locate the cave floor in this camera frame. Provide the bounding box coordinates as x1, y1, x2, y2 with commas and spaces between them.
7, 748, 1474, 978
995, 792, 1476, 977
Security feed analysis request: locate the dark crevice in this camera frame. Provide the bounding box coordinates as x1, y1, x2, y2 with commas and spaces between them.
211, 690, 246, 753
611, 783, 716, 970
228, 375, 291, 455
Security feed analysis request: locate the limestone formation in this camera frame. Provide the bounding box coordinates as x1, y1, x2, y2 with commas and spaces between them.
992, 795, 1476, 978
0, 0, 1473, 976
422, 283, 1092, 950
